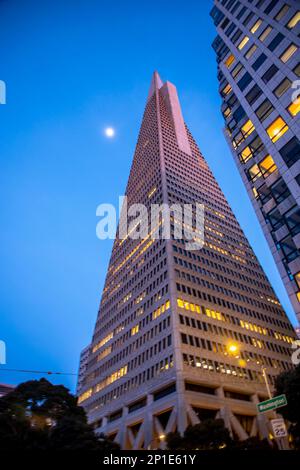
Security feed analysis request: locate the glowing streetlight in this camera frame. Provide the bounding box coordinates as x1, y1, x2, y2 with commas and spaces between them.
227, 342, 239, 355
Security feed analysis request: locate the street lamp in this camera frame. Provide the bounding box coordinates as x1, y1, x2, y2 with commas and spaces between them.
226, 341, 272, 399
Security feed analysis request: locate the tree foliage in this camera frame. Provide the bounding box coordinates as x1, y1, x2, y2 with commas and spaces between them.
0, 378, 119, 451
167, 419, 232, 450
166, 419, 274, 450
275, 363, 300, 449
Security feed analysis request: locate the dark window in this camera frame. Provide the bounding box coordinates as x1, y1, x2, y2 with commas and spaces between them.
227, 93, 237, 107
278, 235, 298, 263
258, 185, 272, 205
243, 12, 254, 25
271, 179, 290, 204
293, 63, 300, 77
246, 84, 262, 105
181, 333, 188, 344
224, 390, 251, 401
238, 72, 252, 91
233, 105, 246, 122
231, 1, 240, 14
128, 398, 147, 413
262, 64, 278, 83
237, 6, 247, 19
108, 409, 122, 422
279, 137, 300, 168
185, 382, 216, 395
273, 78, 292, 98
225, 23, 236, 37
267, 208, 285, 231
210, 6, 225, 26
153, 383, 176, 401
264, 0, 279, 15
296, 174, 300, 186
221, 17, 230, 29
268, 32, 284, 52
252, 53, 267, 71
255, 99, 274, 121
249, 135, 264, 155
232, 29, 242, 43
285, 206, 300, 236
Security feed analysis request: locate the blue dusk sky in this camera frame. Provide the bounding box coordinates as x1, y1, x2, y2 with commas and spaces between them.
0, 0, 298, 392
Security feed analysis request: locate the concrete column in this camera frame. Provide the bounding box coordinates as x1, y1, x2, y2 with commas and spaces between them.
144, 394, 154, 449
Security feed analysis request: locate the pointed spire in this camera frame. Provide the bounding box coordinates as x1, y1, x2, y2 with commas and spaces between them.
147, 71, 163, 102
161, 80, 192, 156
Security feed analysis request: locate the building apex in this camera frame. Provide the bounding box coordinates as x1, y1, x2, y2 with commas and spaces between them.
147, 70, 163, 102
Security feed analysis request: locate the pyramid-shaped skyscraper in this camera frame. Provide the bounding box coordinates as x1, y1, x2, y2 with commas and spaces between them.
79, 72, 296, 449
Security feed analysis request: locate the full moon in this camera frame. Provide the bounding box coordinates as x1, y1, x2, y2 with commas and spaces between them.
105, 127, 115, 138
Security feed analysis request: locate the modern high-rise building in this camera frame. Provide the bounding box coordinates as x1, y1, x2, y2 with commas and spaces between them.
76, 345, 91, 396
79, 71, 296, 449
210, 0, 300, 324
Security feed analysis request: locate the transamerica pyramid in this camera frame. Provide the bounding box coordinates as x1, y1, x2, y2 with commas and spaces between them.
78, 72, 296, 449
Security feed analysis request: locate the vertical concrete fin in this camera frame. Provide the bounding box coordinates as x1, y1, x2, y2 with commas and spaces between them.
160, 81, 192, 156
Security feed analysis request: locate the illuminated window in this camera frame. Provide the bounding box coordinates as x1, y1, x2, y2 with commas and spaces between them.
222, 83, 232, 96
251, 18, 262, 33
225, 54, 235, 68
252, 187, 258, 199
287, 11, 300, 29
92, 332, 114, 352
240, 146, 252, 163
296, 292, 300, 303
287, 100, 300, 117
131, 325, 139, 335
259, 26, 272, 42
266, 117, 289, 143
248, 163, 261, 182
245, 44, 257, 59
148, 187, 157, 198
295, 272, 300, 289
259, 155, 277, 178
238, 36, 249, 50
241, 119, 255, 137
280, 44, 298, 63
78, 388, 92, 404
223, 107, 231, 118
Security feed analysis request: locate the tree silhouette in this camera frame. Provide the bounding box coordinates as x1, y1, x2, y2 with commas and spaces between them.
0, 378, 119, 451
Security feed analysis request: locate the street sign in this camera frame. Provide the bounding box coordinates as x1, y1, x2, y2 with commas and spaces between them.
271, 418, 288, 438
257, 394, 287, 413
